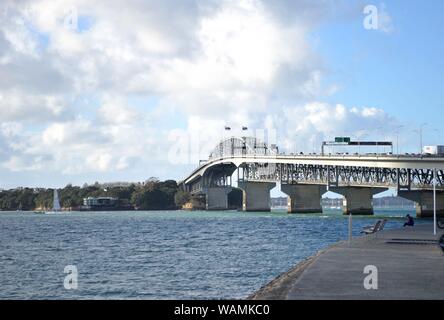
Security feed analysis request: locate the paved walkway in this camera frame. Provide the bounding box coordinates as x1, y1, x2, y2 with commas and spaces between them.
251, 224, 444, 300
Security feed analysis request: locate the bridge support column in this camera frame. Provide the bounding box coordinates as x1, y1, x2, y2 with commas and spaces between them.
398, 191, 444, 218
281, 184, 326, 214
205, 187, 232, 210
238, 182, 275, 212
330, 187, 387, 215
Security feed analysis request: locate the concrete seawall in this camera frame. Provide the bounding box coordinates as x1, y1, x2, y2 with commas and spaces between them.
249, 224, 444, 300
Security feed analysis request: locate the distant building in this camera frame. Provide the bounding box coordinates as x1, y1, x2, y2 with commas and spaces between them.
322, 197, 343, 209
83, 197, 118, 207
270, 197, 287, 208
81, 196, 134, 211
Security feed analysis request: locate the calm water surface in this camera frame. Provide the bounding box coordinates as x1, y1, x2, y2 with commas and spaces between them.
0, 209, 421, 299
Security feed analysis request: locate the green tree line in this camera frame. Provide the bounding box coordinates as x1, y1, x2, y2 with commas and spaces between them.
0, 178, 184, 211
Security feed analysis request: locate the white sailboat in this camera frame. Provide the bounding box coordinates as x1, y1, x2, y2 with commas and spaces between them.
45, 189, 63, 214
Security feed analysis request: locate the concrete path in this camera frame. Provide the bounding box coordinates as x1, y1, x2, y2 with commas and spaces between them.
251, 224, 444, 300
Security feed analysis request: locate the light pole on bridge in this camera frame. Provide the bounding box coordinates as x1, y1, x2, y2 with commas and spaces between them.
376, 126, 386, 155
414, 123, 428, 154
420, 123, 428, 154
432, 128, 440, 145
394, 125, 404, 155
354, 133, 369, 155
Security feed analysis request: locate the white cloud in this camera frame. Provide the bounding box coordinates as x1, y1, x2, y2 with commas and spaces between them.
145, 0, 322, 120
277, 102, 399, 153
98, 96, 141, 125
1, 122, 22, 137
2, 155, 46, 172
0, 90, 68, 122
2, 16, 39, 57
0, 0, 404, 186
4, 0, 326, 115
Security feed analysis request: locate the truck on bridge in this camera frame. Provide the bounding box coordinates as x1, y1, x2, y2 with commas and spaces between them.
423, 145, 444, 156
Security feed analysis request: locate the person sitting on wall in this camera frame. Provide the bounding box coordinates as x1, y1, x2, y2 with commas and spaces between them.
403, 214, 414, 227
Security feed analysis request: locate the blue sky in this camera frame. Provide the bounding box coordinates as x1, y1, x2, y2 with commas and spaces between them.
317, 0, 443, 144
0, 0, 443, 191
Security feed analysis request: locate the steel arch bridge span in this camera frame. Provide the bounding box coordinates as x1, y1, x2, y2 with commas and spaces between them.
180, 137, 444, 216
182, 136, 444, 191
183, 136, 277, 189
183, 154, 444, 187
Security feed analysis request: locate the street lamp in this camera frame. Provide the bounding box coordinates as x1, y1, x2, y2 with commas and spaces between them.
293, 134, 299, 154
412, 123, 428, 155
357, 133, 369, 155
394, 125, 404, 155
376, 126, 385, 155
314, 132, 324, 154
419, 123, 428, 154
312, 133, 322, 153
432, 128, 440, 145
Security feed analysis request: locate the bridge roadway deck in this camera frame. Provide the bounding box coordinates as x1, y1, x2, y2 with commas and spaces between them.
249, 224, 444, 300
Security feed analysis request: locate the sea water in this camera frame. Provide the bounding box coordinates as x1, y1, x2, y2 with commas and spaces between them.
0, 209, 422, 299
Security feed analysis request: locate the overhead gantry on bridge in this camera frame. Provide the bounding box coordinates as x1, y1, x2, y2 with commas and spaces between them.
180, 137, 444, 216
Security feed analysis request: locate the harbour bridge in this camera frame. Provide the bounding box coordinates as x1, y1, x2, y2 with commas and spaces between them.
181, 136, 444, 217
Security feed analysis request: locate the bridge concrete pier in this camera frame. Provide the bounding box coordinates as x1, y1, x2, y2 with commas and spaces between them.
238, 181, 276, 212
398, 191, 444, 218
281, 184, 326, 214
330, 187, 387, 215
205, 187, 232, 210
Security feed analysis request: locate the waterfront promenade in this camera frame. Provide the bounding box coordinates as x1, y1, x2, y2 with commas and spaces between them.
250, 224, 444, 300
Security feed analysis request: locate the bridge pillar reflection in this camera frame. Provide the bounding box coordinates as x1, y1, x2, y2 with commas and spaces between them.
238, 181, 276, 212
281, 184, 326, 214
330, 187, 387, 215
398, 191, 444, 218
205, 187, 233, 210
